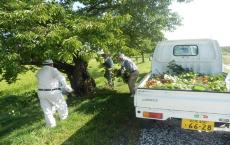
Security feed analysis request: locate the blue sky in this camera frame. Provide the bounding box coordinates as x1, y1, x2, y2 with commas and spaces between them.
165, 0, 230, 46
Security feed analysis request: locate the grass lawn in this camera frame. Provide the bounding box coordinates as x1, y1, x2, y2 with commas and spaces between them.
223, 49, 230, 72
223, 56, 230, 65
222, 49, 230, 64
0, 59, 151, 145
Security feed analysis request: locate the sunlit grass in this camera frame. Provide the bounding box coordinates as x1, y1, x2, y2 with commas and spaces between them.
1, 55, 228, 145
0, 59, 150, 145
0, 71, 37, 96
222, 49, 230, 64
225, 68, 230, 73
223, 56, 230, 64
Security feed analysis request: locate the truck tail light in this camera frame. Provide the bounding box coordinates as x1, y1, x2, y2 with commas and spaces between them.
143, 112, 163, 119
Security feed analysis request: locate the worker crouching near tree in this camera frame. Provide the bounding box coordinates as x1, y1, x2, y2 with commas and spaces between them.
36, 59, 73, 127
102, 53, 114, 87
118, 54, 139, 97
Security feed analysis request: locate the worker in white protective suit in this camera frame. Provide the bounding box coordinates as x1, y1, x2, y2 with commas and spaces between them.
36, 59, 73, 127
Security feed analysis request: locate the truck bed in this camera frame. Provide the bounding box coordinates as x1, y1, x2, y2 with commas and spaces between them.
134, 73, 230, 122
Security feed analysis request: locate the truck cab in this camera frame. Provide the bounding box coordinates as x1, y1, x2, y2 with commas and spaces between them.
152, 39, 223, 75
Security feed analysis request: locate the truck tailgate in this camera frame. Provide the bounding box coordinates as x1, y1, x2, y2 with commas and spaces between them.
135, 89, 230, 114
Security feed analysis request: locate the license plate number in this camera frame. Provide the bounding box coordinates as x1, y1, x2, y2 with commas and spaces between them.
181, 119, 214, 132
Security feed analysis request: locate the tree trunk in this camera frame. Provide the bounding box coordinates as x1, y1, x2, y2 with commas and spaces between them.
54, 59, 96, 97
70, 58, 96, 97
141, 51, 145, 63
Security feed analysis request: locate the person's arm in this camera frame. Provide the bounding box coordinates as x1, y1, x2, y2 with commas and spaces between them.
120, 61, 126, 75
35, 69, 41, 79
103, 59, 108, 67
109, 58, 114, 67
53, 68, 73, 93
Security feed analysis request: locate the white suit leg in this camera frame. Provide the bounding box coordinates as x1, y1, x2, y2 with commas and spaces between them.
50, 92, 68, 120
39, 98, 56, 127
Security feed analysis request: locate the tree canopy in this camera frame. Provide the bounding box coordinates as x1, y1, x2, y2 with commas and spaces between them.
0, 0, 188, 96
0, 1, 128, 82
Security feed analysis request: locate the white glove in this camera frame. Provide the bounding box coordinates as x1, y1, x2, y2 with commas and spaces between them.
65, 86, 73, 93
121, 69, 125, 75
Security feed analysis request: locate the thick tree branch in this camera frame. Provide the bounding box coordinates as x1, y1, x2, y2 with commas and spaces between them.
20, 60, 74, 75
54, 61, 74, 75
20, 61, 42, 67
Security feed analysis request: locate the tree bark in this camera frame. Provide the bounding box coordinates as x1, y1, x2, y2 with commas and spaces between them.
141, 51, 145, 63
71, 59, 96, 97
54, 59, 96, 97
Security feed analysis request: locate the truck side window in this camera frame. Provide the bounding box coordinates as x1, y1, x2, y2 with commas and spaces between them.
173, 45, 198, 56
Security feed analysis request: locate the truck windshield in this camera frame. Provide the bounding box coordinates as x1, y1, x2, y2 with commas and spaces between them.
173, 45, 198, 56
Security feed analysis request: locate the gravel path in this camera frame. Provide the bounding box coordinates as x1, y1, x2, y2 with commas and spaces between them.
138, 119, 230, 145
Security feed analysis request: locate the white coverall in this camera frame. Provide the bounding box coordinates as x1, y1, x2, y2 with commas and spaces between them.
36, 66, 72, 127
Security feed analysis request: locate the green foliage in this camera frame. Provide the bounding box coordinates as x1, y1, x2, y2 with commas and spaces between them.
117, 0, 182, 55
113, 68, 130, 84
167, 60, 190, 75
146, 60, 228, 92
73, 0, 184, 55
0, 0, 184, 84
146, 72, 228, 92
0, 1, 131, 83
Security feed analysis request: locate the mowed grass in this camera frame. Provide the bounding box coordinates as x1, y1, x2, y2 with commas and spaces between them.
223, 49, 230, 72
223, 56, 230, 65
0, 71, 37, 95
0, 59, 151, 145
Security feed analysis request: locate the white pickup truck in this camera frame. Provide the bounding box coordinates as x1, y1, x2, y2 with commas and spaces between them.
134, 39, 230, 132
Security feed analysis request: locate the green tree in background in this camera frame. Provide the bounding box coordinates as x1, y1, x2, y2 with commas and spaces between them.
0, 0, 188, 96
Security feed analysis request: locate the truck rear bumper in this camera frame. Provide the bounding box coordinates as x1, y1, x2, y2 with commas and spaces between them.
135, 107, 230, 123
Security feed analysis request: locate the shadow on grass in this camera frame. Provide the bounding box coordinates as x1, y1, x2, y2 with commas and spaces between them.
62, 88, 140, 145
0, 91, 43, 137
